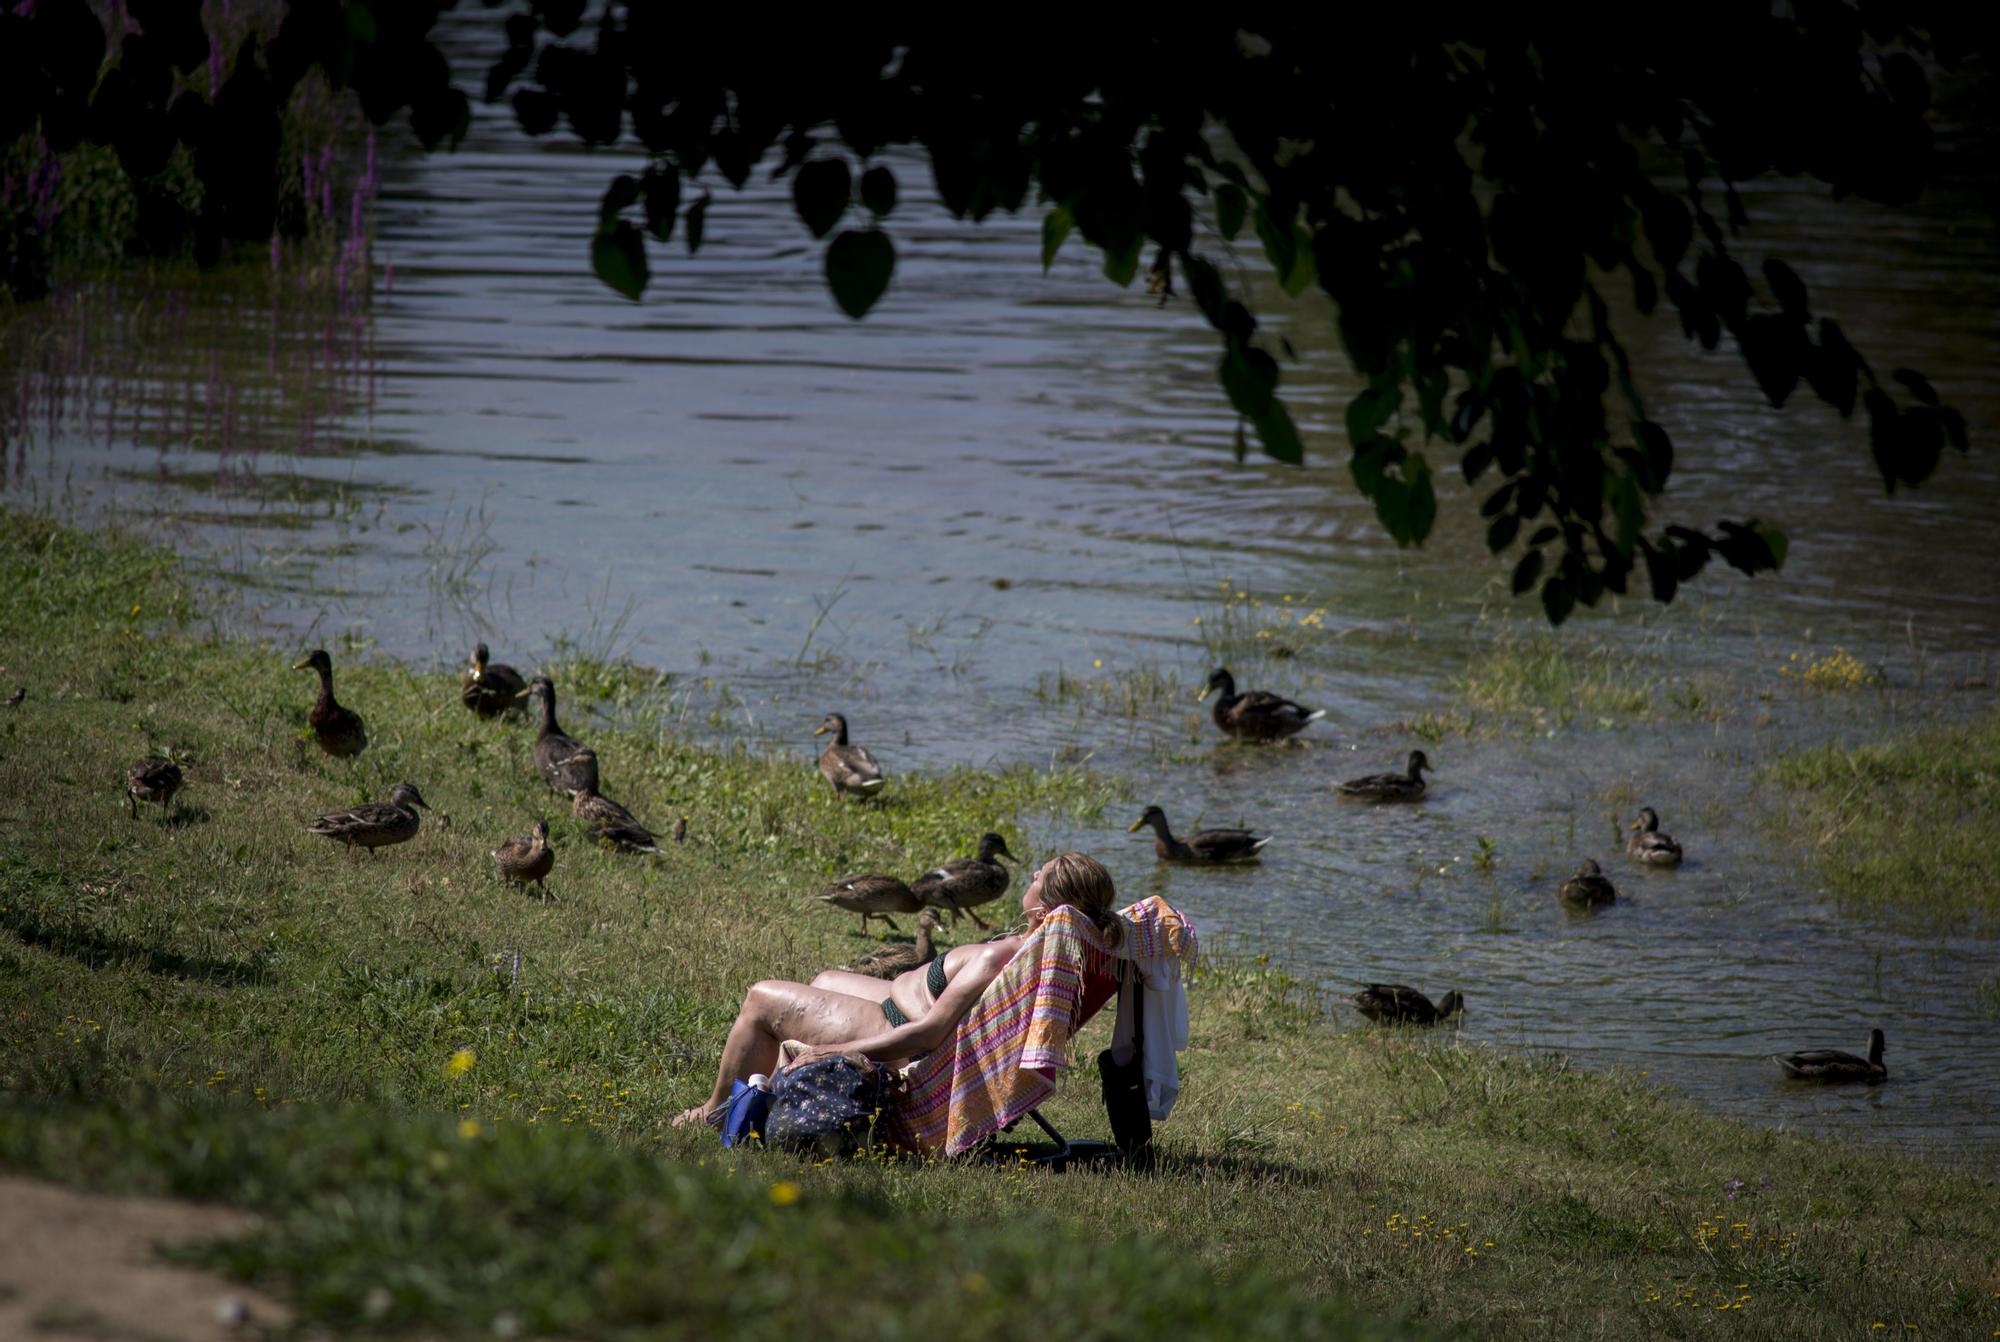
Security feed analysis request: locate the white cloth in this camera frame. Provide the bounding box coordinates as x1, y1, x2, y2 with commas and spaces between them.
1107, 946, 1190, 1121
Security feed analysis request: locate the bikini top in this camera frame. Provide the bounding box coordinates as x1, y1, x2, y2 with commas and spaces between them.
926, 953, 949, 998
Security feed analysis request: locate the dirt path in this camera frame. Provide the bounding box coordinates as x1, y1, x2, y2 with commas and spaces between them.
0, 1175, 289, 1341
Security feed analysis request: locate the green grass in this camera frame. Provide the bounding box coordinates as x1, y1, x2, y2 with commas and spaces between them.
1767, 713, 2000, 926
5, 507, 2000, 1340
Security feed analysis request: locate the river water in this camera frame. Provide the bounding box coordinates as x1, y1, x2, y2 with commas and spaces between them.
5, 41, 1998, 1162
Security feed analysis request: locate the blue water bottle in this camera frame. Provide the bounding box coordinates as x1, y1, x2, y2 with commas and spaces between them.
721, 1073, 771, 1148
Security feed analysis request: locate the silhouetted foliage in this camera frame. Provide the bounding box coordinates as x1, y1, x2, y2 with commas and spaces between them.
3, 3, 1981, 621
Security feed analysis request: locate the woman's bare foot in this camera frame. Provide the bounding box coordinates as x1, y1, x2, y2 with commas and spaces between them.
671, 1103, 721, 1129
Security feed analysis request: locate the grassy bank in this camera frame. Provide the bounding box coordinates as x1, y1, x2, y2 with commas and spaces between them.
1769, 713, 2000, 926
4, 508, 1999, 1340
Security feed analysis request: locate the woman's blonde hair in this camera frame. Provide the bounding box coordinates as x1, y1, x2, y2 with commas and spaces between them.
1040, 851, 1122, 948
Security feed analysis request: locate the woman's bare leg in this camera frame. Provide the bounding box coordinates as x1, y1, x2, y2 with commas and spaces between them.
672, 980, 888, 1126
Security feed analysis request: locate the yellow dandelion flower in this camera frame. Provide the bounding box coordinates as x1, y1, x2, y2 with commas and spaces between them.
457, 1118, 482, 1139
1093, 660, 1102, 668
769, 1180, 802, 1207
445, 1047, 476, 1077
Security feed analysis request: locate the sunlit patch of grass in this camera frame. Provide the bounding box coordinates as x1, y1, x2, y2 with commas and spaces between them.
1455, 629, 1661, 728
1765, 712, 2000, 926
1033, 661, 1185, 720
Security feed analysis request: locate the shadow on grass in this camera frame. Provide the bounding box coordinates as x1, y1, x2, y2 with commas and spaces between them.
0, 904, 267, 986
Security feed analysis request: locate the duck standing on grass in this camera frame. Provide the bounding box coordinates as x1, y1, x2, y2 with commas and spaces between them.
1776, 1028, 1887, 1083
843, 910, 944, 978
912, 832, 1015, 929
460, 642, 529, 720
1625, 807, 1684, 866
817, 872, 924, 935
1199, 667, 1325, 742
1350, 983, 1464, 1026
1128, 805, 1271, 862
573, 785, 662, 854
493, 819, 556, 895
125, 758, 183, 819
813, 712, 886, 799
1558, 859, 1618, 908
1336, 750, 1431, 802
526, 676, 600, 797
306, 783, 428, 857
294, 649, 367, 759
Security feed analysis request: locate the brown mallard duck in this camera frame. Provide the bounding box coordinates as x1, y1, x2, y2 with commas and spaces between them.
1776, 1028, 1886, 1084
1199, 667, 1325, 742
573, 786, 661, 854
526, 677, 600, 797
843, 910, 944, 978
305, 782, 427, 856
493, 819, 556, 894
1349, 983, 1464, 1026
460, 642, 529, 720
125, 758, 183, 819
1558, 859, 1617, 908
1128, 805, 1270, 862
1336, 750, 1431, 802
912, 832, 1015, 929
294, 649, 367, 759
817, 872, 924, 934
813, 712, 885, 799
1625, 807, 1684, 867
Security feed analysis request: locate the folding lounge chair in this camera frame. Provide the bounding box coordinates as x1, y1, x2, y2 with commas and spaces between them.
878, 898, 1187, 1168
993, 969, 1152, 1173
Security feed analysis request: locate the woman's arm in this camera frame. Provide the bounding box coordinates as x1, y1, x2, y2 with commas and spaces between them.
794, 941, 1018, 1065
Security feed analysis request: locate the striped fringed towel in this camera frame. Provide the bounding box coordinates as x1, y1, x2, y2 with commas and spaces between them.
880, 896, 1192, 1157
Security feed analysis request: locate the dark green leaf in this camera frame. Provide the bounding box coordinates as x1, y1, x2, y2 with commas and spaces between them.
1487, 512, 1520, 553
1404, 453, 1436, 543
860, 165, 897, 217
1739, 314, 1803, 408
1642, 542, 1678, 604
600, 173, 640, 223
1540, 575, 1575, 626
1344, 383, 1401, 446
1182, 253, 1226, 328
686, 193, 711, 254
1753, 521, 1788, 569
1891, 368, 1939, 406
1252, 399, 1304, 465
1255, 201, 1296, 283
1461, 441, 1494, 484
825, 229, 895, 319
792, 159, 852, 240
1215, 183, 1246, 241
641, 163, 680, 242
1805, 320, 1860, 417
1041, 205, 1073, 274
1696, 253, 1749, 330
590, 220, 648, 301
1512, 549, 1543, 596
1940, 406, 1969, 453
1896, 407, 1944, 486
1103, 230, 1145, 288
1865, 387, 1899, 492
1633, 420, 1673, 491
1221, 346, 1279, 419
1762, 258, 1809, 318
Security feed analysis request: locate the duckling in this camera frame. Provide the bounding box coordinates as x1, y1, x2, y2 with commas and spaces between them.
818, 872, 924, 934
843, 910, 944, 978
293, 649, 367, 759
671, 815, 688, 845
1625, 807, 1683, 867
526, 677, 600, 797
1128, 805, 1270, 862
813, 712, 886, 799
1558, 858, 1618, 908
493, 819, 556, 894
1336, 750, 1431, 802
573, 785, 661, 854
912, 832, 1015, 929
1199, 668, 1325, 742
1349, 983, 1464, 1026
305, 782, 427, 856
460, 642, 529, 720
125, 758, 183, 819
1776, 1028, 1886, 1084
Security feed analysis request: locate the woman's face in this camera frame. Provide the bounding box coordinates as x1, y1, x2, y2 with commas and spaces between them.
1021, 859, 1057, 925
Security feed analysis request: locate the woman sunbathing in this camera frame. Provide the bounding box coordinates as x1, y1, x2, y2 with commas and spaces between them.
671, 852, 1122, 1129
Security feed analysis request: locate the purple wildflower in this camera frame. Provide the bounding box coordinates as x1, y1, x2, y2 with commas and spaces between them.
1723, 1179, 1744, 1200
